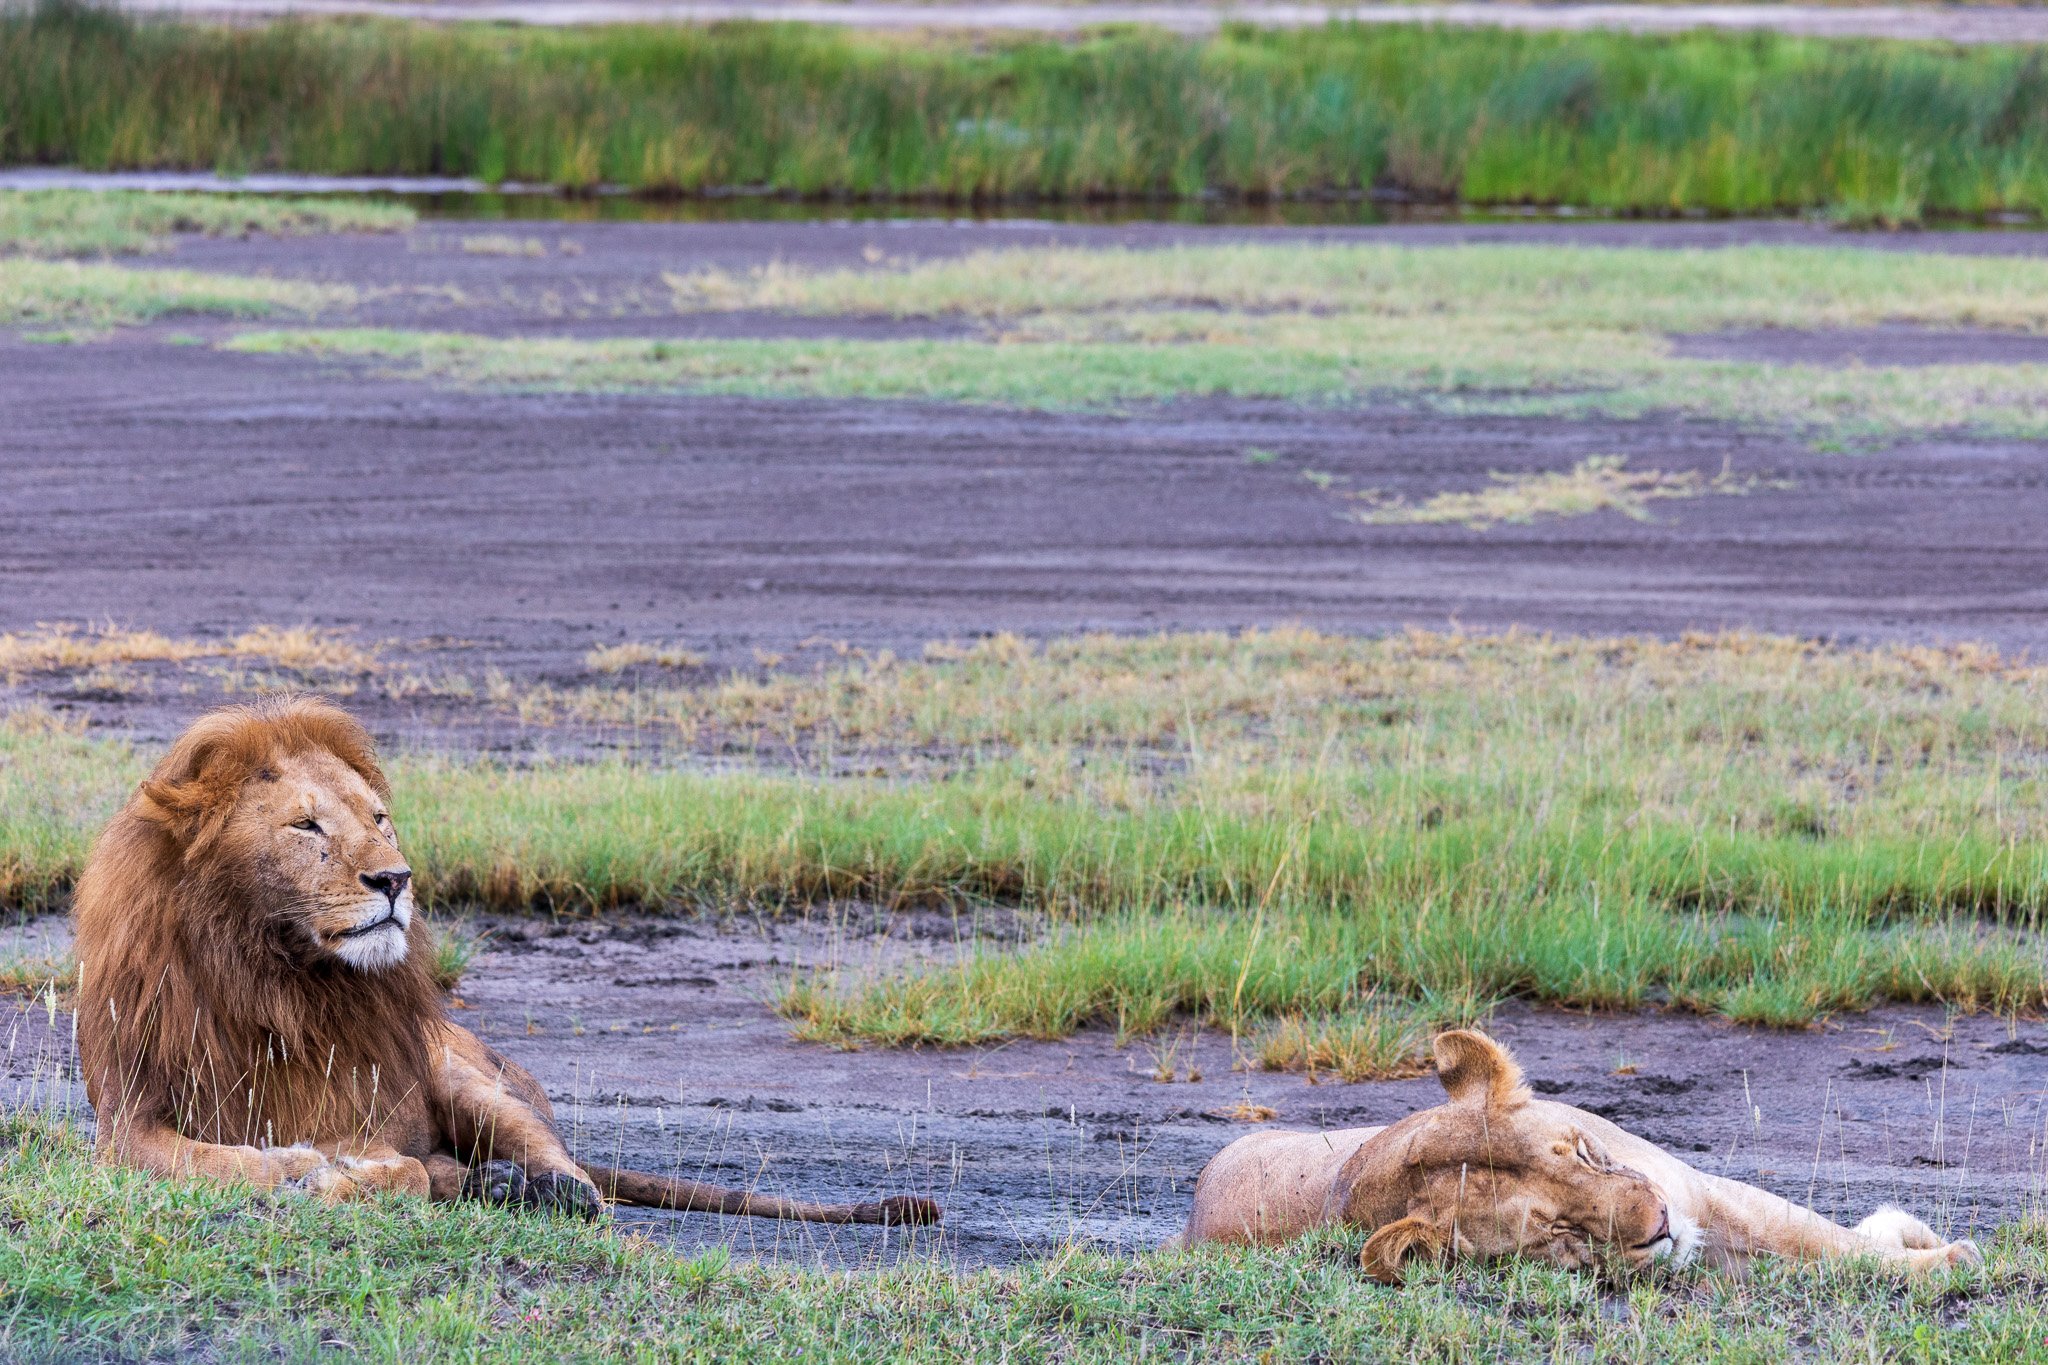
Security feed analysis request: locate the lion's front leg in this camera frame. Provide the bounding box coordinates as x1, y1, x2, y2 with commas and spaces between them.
102, 1118, 330, 1191
101, 1119, 426, 1204
287, 1146, 432, 1204
1704, 1180, 1980, 1275
427, 1019, 602, 1219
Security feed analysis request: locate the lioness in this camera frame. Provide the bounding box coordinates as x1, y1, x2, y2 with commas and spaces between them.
74, 696, 940, 1226
1178, 1029, 1979, 1280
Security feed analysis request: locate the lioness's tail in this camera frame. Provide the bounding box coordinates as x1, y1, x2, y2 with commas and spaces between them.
583, 1164, 942, 1226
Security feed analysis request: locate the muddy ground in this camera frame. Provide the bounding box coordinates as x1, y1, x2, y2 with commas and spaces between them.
8, 219, 2048, 750
7, 216, 2048, 1267
5, 909, 2042, 1268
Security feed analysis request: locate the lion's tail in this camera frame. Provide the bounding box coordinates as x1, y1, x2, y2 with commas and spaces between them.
582, 1164, 942, 1226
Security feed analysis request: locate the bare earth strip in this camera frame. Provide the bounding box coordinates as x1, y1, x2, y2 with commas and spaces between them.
6, 912, 2041, 1269
110, 0, 2048, 41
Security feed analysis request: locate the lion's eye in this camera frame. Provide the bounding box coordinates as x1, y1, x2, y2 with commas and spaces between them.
291, 817, 322, 834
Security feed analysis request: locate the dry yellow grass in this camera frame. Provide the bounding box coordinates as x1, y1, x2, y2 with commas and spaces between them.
0, 623, 379, 683
459, 234, 549, 258
583, 641, 707, 674
1351, 456, 1767, 530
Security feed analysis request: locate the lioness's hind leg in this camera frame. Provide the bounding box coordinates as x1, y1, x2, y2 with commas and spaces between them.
1855, 1206, 1943, 1251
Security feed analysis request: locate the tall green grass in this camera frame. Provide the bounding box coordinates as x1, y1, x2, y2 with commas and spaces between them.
4, 631, 2046, 1034
7, 3, 2048, 219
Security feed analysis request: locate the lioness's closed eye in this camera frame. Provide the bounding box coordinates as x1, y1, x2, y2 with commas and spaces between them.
1175, 1029, 1980, 1281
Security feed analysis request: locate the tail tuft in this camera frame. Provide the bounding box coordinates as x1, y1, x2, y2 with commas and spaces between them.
863, 1195, 943, 1226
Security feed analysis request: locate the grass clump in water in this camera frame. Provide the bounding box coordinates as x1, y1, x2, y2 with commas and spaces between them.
236, 238, 2048, 443
7, 5, 2048, 219
0, 189, 412, 256
0, 256, 338, 326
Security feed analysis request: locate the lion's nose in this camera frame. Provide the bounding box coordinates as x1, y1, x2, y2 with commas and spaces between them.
361, 868, 412, 903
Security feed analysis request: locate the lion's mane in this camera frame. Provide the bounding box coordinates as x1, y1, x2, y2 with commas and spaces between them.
74, 696, 443, 1150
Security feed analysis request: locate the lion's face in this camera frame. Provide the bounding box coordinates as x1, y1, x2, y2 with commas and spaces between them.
218, 747, 415, 972
1404, 1108, 1676, 1272
1341, 1031, 1678, 1280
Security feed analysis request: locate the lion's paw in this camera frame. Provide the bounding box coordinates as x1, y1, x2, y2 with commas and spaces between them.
262, 1145, 330, 1184
462, 1160, 529, 1207
522, 1171, 603, 1222
284, 1161, 369, 1204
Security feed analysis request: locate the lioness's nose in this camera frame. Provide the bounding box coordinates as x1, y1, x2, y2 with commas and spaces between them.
361, 868, 412, 902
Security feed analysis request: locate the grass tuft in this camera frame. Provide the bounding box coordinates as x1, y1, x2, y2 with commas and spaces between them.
583, 641, 707, 674
1352, 455, 1765, 529
0, 188, 412, 256
235, 238, 2048, 444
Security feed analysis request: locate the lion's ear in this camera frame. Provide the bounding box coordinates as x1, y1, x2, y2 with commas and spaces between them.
132, 715, 248, 852
1432, 1030, 1529, 1110
1360, 1215, 1446, 1284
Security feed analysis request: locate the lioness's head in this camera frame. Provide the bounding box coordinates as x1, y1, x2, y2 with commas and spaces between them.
1331, 1030, 1675, 1281
134, 696, 418, 972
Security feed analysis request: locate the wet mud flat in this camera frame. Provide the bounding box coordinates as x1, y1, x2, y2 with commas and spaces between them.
6, 909, 2044, 1270
9, 218, 2048, 753
7, 325, 2048, 753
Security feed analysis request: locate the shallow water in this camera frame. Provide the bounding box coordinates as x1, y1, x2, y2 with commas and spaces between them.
0, 166, 1711, 228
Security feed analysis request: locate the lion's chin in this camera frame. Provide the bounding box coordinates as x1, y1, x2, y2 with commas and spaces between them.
332, 924, 410, 971
327, 895, 414, 972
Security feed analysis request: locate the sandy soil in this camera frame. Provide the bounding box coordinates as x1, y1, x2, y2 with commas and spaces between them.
113, 0, 2048, 44
6, 909, 2042, 1269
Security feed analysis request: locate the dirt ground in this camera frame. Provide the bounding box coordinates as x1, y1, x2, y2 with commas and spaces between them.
5, 909, 2042, 1268
9, 219, 2048, 751
7, 215, 2048, 1267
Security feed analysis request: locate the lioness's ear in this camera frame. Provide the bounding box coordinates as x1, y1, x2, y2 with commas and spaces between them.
1433, 1030, 1529, 1110
1360, 1215, 1446, 1284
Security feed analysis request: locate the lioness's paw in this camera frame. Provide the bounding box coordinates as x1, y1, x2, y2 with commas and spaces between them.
462, 1160, 529, 1207
1940, 1240, 1984, 1269
521, 1171, 603, 1222
1907, 1240, 1983, 1274
1855, 1205, 1943, 1251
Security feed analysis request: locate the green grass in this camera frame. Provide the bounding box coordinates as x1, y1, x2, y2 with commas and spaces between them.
0, 256, 339, 326
5, 630, 2047, 1042
0, 1110, 2033, 1363
8, 5, 2048, 219
0, 189, 413, 257
226, 238, 2048, 443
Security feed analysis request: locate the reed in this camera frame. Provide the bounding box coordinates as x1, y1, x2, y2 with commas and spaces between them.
6, 3, 2048, 220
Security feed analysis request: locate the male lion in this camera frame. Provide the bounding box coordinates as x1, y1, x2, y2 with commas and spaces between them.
73, 696, 940, 1226
1177, 1029, 1978, 1280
